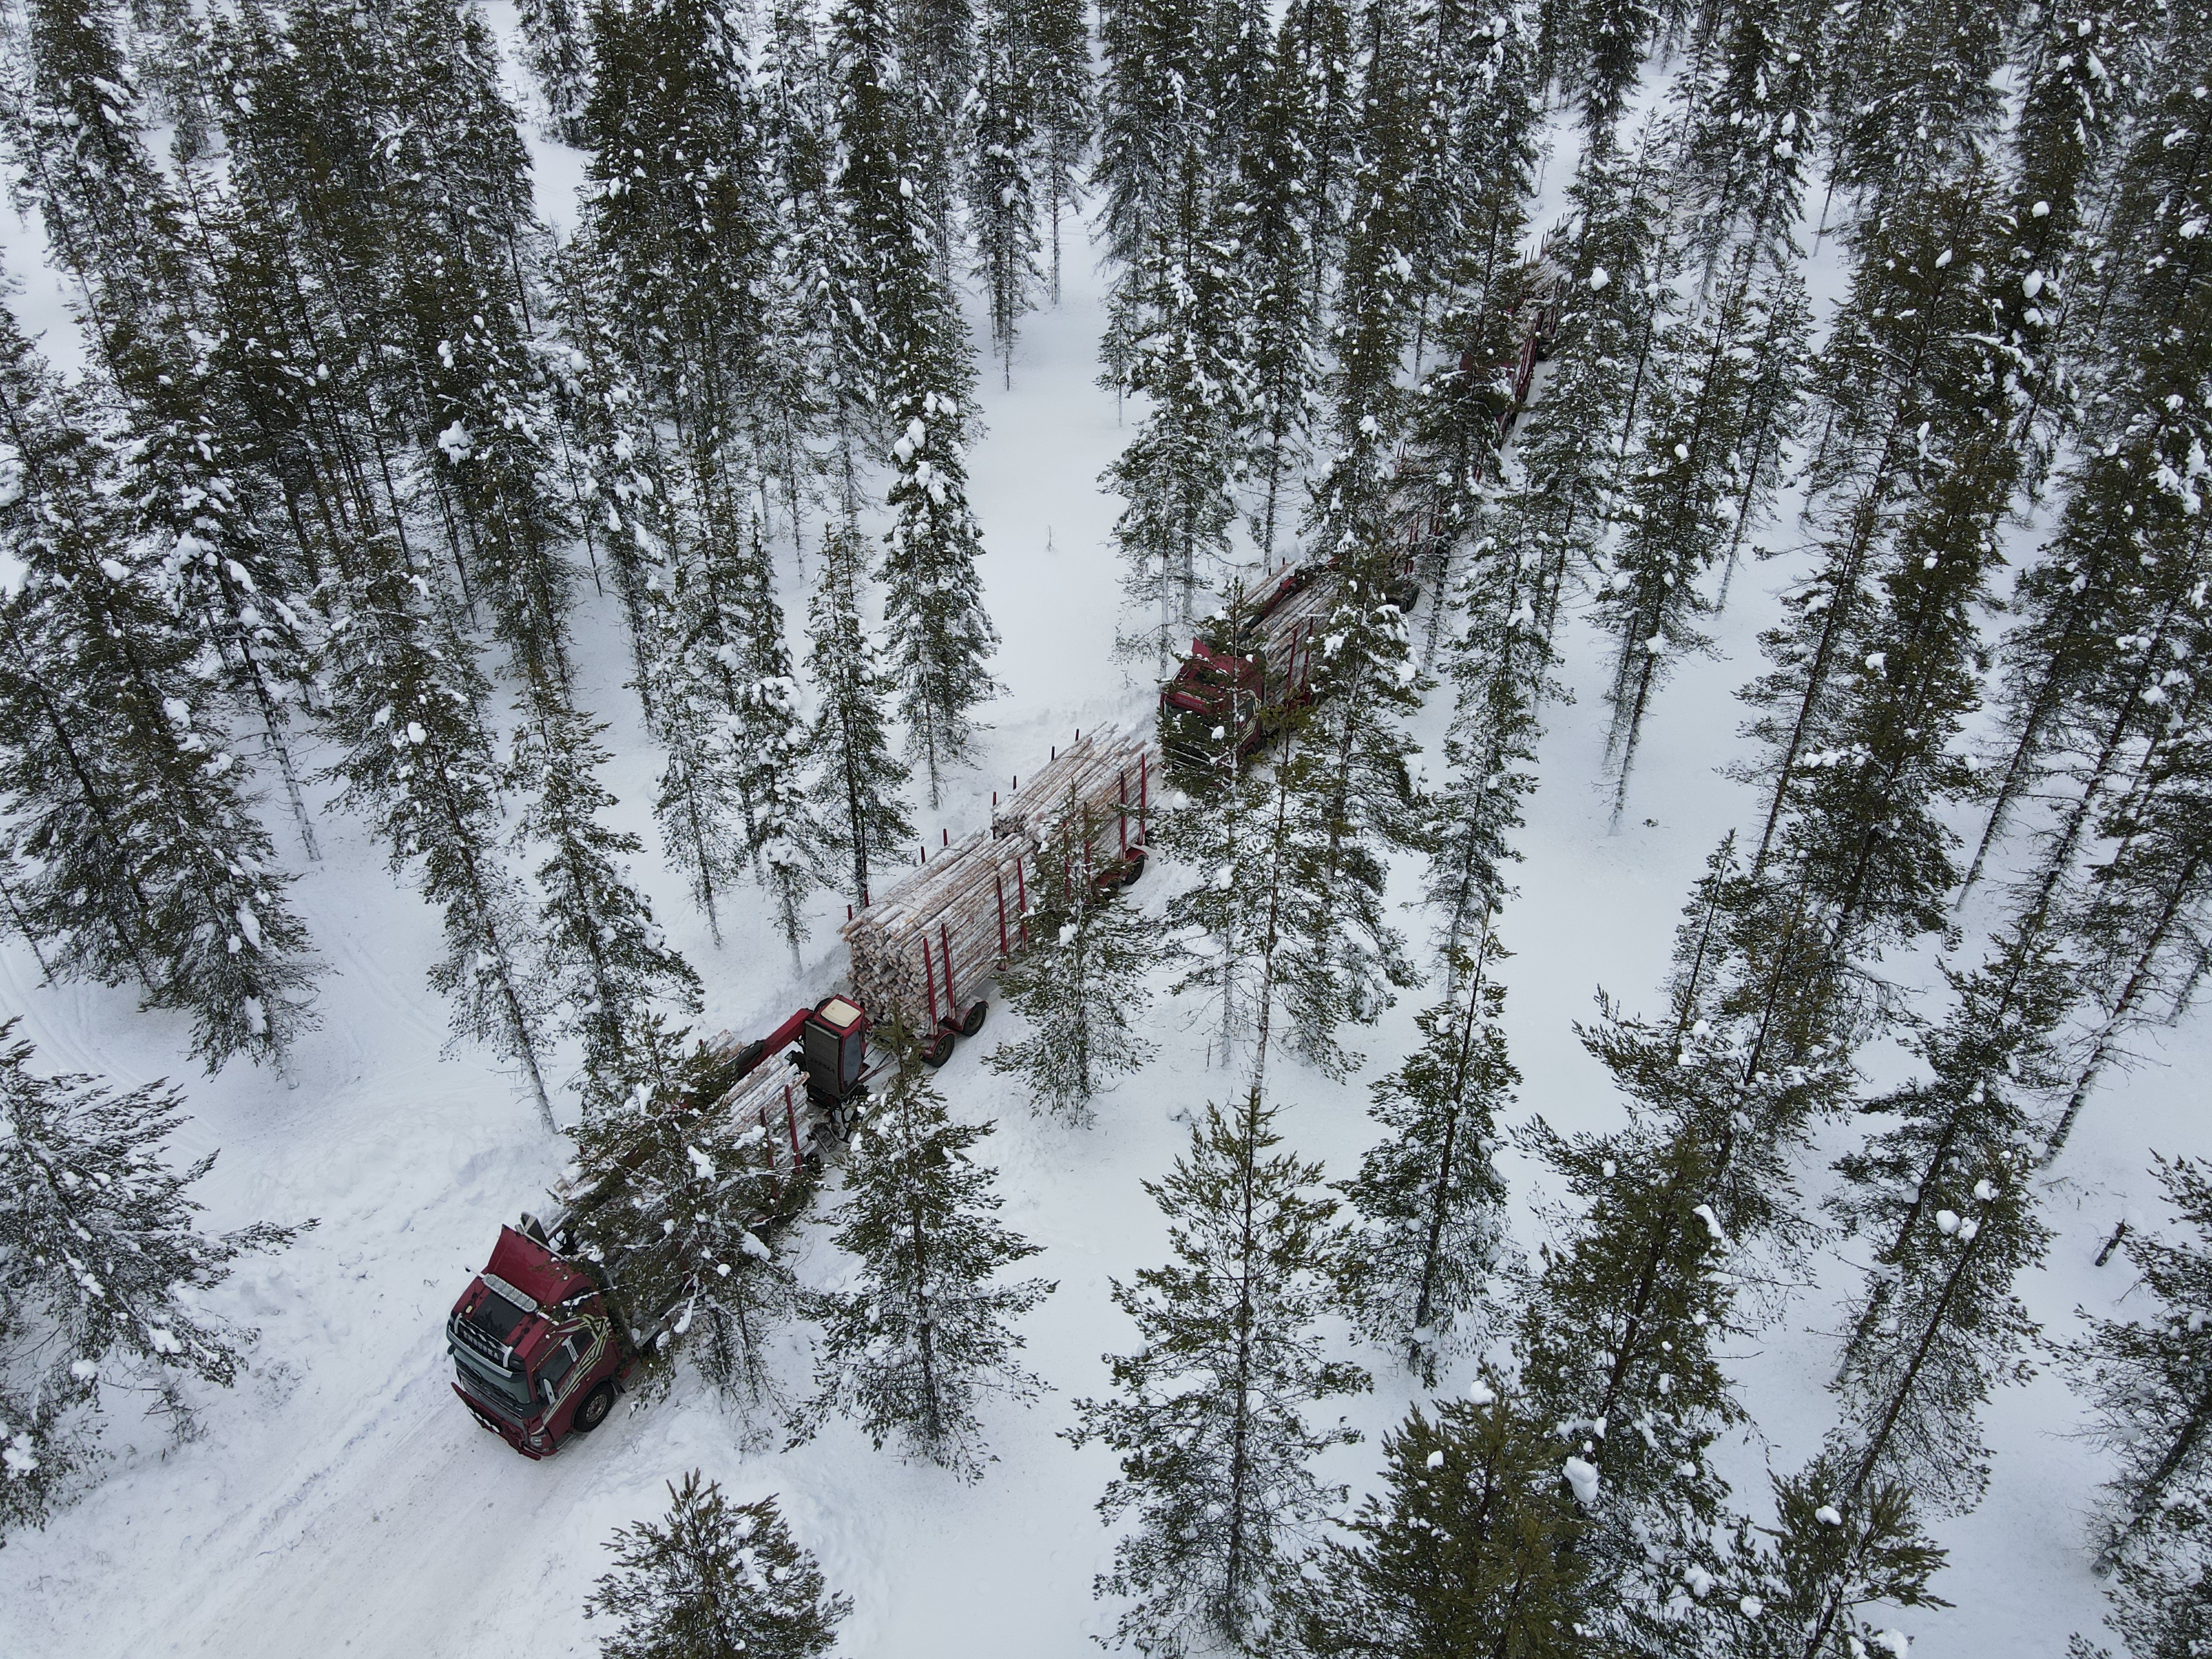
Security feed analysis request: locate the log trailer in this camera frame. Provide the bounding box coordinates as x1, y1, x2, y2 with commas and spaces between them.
841, 724, 1157, 1067
447, 726, 1156, 1457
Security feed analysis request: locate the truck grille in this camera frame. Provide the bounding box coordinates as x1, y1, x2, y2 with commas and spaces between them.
450, 1310, 516, 1369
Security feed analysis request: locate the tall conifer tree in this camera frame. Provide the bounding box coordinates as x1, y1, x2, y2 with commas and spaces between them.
1071, 1088, 1368, 1655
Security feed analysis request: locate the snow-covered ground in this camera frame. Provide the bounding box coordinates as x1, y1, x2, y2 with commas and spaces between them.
0, 32, 2197, 1659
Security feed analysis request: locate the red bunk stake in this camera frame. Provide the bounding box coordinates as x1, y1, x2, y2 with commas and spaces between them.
939, 924, 955, 1022
921, 938, 939, 1027
1015, 856, 1029, 942
995, 872, 1010, 958
784, 1084, 801, 1169
1139, 751, 1150, 833
942, 827, 950, 847
1118, 767, 1129, 854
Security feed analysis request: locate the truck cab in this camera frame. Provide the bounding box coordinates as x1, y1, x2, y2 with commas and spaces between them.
447, 1224, 627, 1459
1160, 638, 1267, 760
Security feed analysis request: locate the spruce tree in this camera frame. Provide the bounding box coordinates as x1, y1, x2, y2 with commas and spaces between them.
1, 0, 201, 378
1229, 17, 1322, 562
566, 1062, 801, 1417
1713, 1453, 1950, 1659
1303, 547, 1431, 880
1498, 144, 1674, 650
645, 523, 756, 946
985, 804, 1160, 1120
1823, 0, 2007, 227
1991, 0, 2131, 481
1422, 529, 1554, 967
1102, 171, 1249, 664
1593, 834, 1864, 1267
0, 1022, 304, 1463
0, 311, 321, 1073
576, 0, 794, 634
1828, 1148, 2049, 1517
2047, 737, 2212, 1159
1831, 918, 2073, 1380
1296, 1383, 1589, 1659
120, 347, 322, 862
803, 1048, 1052, 1475
1398, 2, 1541, 658
6, 0, 325, 862
1575, 0, 1658, 154
837, 0, 1001, 801
1600, 247, 1811, 824
727, 523, 826, 967
805, 521, 915, 908
1744, 168, 2016, 902
1013, 0, 1091, 300
586, 1473, 850, 1659
967, 1, 1044, 385
319, 520, 556, 1124
1342, 924, 1517, 1379
517, 0, 594, 142
2096, 1546, 2212, 1659
1163, 716, 1415, 1090
1279, 0, 1358, 307
1674, 0, 1822, 267
1070, 1088, 1368, 1656
2067, 1156, 2212, 1571
1961, 434, 2193, 901
509, 682, 703, 1117
1303, 0, 1424, 560
1516, 1114, 1742, 1647
1094, 0, 1209, 272
385, 0, 577, 685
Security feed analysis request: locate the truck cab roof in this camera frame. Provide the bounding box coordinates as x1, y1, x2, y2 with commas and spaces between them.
451, 1225, 597, 1370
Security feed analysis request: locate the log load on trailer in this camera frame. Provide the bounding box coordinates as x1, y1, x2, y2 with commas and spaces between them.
842, 724, 1157, 1067
446, 997, 872, 1459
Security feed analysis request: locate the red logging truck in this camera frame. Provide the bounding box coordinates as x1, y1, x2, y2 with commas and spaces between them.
1160, 255, 1567, 763
447, 726, 1156, 1457
446, 995, 871, 1458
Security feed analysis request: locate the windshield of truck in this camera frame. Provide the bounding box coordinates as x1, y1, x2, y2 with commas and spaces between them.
452, 1345, 532, 1415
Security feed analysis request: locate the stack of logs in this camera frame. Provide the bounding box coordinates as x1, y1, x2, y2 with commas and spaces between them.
697, 1048, 813, 1177
1246, 561, 1339, 703
546, 1049, 815, 1228
842, 725, 1158, 1035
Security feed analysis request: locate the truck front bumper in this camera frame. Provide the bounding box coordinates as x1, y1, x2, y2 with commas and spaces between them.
452, 1383, 557, 1458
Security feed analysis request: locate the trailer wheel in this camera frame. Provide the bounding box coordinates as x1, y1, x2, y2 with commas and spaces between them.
922, 1029, 957, 1068
961, 1000, 989, 1037
1118, 850, 1147, 888
571, 1382, 616, 1435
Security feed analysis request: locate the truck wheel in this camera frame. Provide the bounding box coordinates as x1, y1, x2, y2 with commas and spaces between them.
571, 1382, 616, 1435
922, 1030, 957, 1067
961, 1000, 989, 1037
